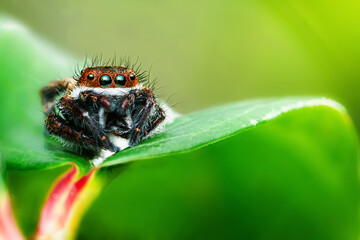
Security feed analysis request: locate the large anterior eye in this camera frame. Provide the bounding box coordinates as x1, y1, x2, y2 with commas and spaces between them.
87, 74, 95, 81
115, 75, 126, 87
99, 75, 112, 87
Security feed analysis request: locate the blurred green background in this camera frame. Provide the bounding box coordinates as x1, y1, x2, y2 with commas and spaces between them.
1, 0, 359, 130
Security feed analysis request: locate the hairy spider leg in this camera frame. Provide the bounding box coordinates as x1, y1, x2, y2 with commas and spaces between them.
143, 104, 166, 136
40, 78, 77, 112
128, 88, 166, 147
46, 112, 98, 149
58, 95, 120, 152
103, 115, 131, 138
129, 103, 165, 147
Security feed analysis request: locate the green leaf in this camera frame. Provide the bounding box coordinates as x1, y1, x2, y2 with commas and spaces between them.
0, 155, 5, 194
103, 97, 348, 166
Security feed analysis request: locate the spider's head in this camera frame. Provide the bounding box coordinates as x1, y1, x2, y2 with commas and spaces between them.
78, 66, 139, 88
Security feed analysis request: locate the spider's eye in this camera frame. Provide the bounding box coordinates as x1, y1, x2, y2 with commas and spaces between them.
115, 75, 126, 87
81, 69, 84, 74
87, 74, 95, 81
129, 73, 136, 81
99, 75, 112, 87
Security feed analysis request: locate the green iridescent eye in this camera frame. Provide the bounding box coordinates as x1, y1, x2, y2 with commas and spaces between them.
115, 75, 126, 87
99, 75, 112, 87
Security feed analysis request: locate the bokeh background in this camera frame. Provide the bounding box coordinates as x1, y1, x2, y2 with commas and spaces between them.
1, 0, 360, 130
1, 1, 360, 239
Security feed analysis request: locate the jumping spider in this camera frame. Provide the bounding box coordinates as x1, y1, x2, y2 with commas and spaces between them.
40, 65, 171, 162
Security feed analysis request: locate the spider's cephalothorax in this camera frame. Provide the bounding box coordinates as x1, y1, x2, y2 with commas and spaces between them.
78, 66, 139, 88
40, 65, 166, 155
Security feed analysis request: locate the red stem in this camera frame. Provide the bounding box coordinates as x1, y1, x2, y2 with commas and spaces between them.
35, 163, 96, 239
36, 163, 78, 234
61, 169, 94, 226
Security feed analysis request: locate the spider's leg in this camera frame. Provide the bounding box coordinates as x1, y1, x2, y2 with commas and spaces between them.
143, 104, 166, 136
103, 113, 131, 139
128, 88, 166, 147
109, 129, 130, 138
46, 111, 98, 149
129, 104, 165, 147
40, 78, 77, 112
59, 95, 120, 152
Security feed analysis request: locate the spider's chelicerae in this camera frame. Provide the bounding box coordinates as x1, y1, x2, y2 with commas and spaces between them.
40, 62, 176, 165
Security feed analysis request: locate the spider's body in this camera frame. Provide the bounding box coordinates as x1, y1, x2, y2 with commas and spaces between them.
40, 65, 167, 157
